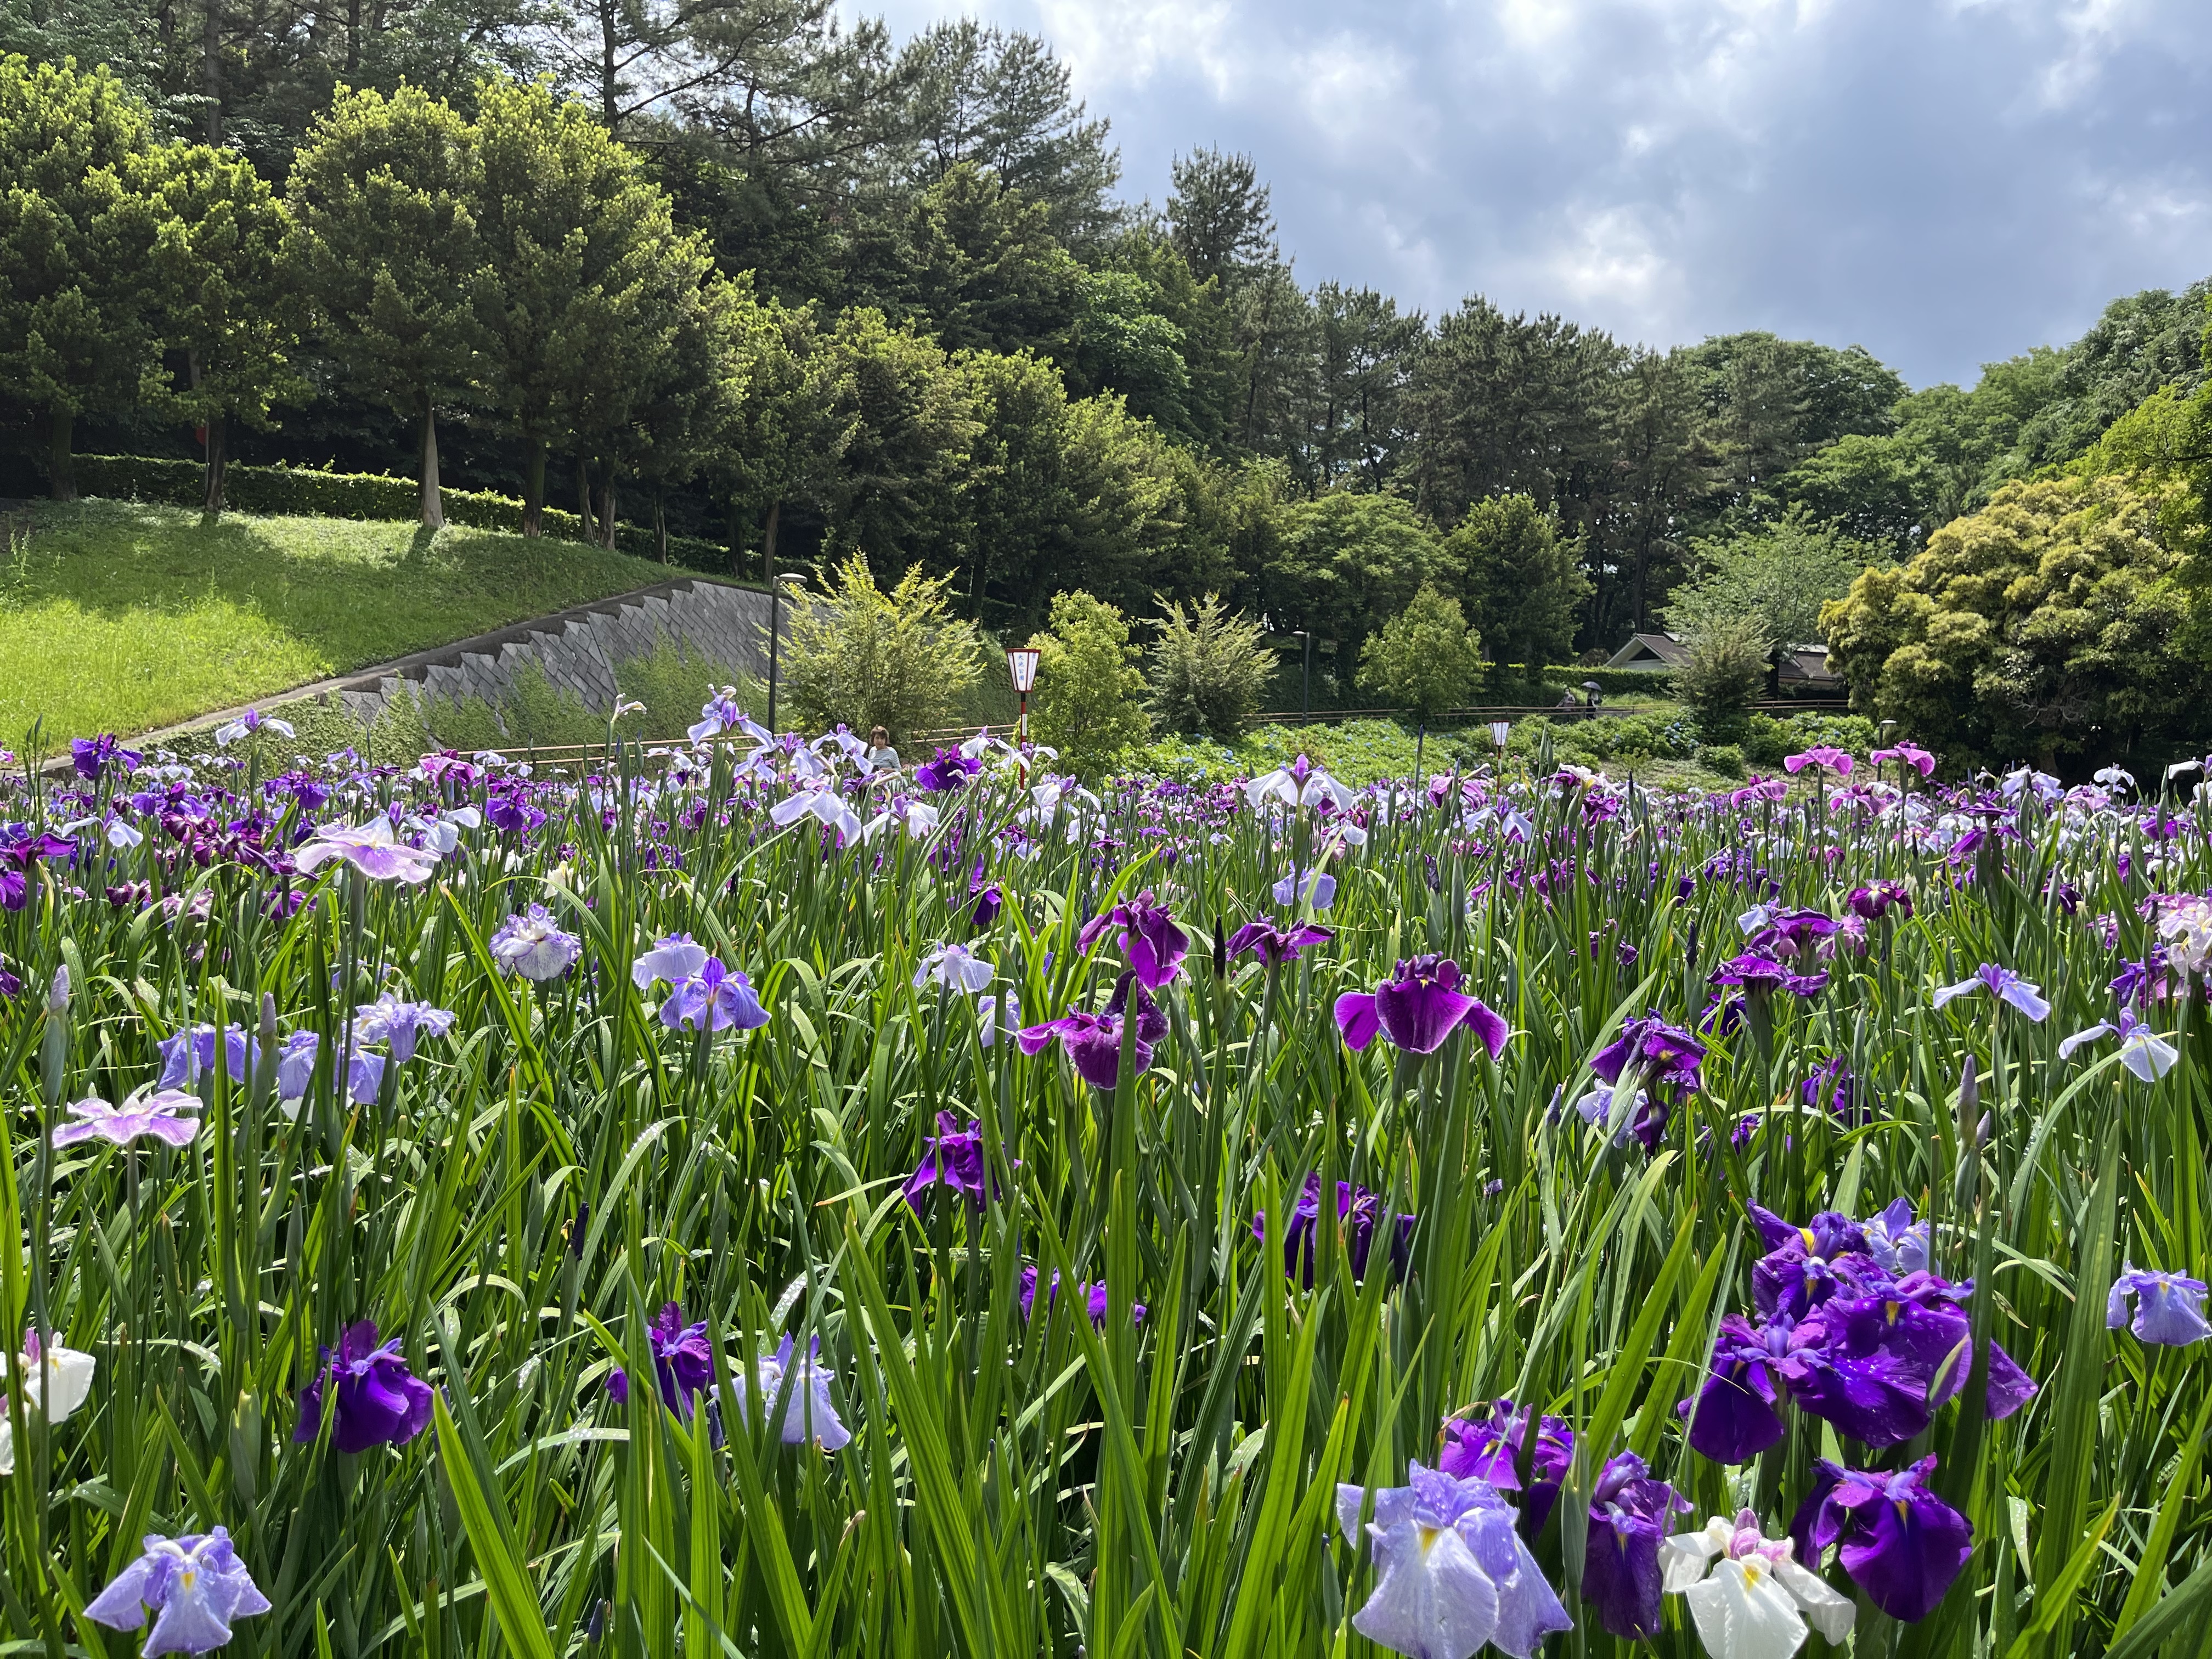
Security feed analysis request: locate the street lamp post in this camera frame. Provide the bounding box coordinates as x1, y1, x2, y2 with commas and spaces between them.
1005, 645, 1040, 745
1489, 719, 1511, 755
765, 569, 806, 733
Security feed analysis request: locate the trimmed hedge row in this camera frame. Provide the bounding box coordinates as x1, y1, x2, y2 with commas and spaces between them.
71, 454, 740, 573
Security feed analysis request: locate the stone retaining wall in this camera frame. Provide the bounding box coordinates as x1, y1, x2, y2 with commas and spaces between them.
320, 578, 772, 727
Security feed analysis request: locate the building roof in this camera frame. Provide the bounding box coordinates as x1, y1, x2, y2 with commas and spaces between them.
1604, 631, 1842, 684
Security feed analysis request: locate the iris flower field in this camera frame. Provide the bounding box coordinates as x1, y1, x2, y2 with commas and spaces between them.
4, 707, 2210, 1659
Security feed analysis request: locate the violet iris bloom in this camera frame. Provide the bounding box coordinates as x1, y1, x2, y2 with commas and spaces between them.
1593, 1013, 1706, 1099
346, 1048, 386, 1105
1859, 1199, 1929, 1276
1226, 915, 1334, 968
352, 995, 456, 1062
1756, 909, 1838, 958
489, 905, 583, 981
53, 1091, 201, 1150
1789, 1457, 1971, 1623
1437, 1401, 1573, 1535
275, 1031, 319, 1102
607, 1302, 714, 1419
1018, 1267, 1146, 1326
1254, 1172, 1415, 1285
70, 734, 142, 782
969, 878, 1003, 929
1782, 747, 1853, 777
1712, 953, 1829, 999
1272, 866, 1338, 911
1582, 1452, 1692, 1640
2108, 1264, 2212, 1346
1846, 880, 1912, 920
660, 958, 770, 1033
1332, 1463, 1573, 1659
1335, 956, 1508, 1058
632, 934, 709, 990
903, 1111, 1013, 1213
293, 1319, 434, 1454
1075, 888, 1188, 989
84, 1530, 270, 1656
913, 748, 982, 792
159, 1024, 258, 1089
1932, 963, 2050, 1023
1680, 1314, 1793, 1463
1017, 973, 1169, 1090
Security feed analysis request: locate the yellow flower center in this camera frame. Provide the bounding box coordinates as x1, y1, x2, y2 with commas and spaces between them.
1417, 1526, 1443, 1555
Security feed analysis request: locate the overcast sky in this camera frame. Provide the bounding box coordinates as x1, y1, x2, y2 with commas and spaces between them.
855, 0, 2212, 389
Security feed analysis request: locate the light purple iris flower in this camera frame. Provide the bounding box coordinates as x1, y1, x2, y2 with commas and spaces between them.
158, 1024, 258, 1090
1075, 889, 1188, 989
739, 1335, 850, 1451
489, 905, 583, 981
1871, 742, 1937, 777
2108, 1264, 2212, 1346
52, 1092, 201, 1150
352, 995, 456, 1063
1860, 1198, 1930, 1276
276, 1031, 319, 1102
346, 1048, 386, 1104
1789, 1457, 1971, 1624
659, 958, 770, 1033
1333, 1463, 1573, 1659
632, 933, 709, 990
1932, 963, 2050, 1023
2058, 1009, 2179, 1081
85, 1529, 270, 1656
291, 819, 439, 885
1335, 956, 1508, 1058
1272, 866, 1337, 911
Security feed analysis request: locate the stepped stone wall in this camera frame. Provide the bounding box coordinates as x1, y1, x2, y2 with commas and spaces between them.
319, 578, 772, 727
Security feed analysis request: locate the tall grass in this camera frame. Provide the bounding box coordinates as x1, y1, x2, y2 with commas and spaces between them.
2, 737, 2206, 1659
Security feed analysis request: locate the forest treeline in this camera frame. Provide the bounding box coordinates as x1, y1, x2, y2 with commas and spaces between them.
4, 0, 2211, 719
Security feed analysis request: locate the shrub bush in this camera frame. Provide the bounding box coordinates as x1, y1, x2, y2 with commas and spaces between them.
1697, 742, 1746, 780
69, 454, 741, 574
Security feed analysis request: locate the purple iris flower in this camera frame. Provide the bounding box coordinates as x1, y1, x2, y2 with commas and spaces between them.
352, 995, 456, 1063
913, 748, 982, 792
52, 1091, 201, 1150
1075, 889, 1188, 989
1437, 1401, 1572, 1534
738, 1335, 850, 1451
1712, 953, 1829, 998
1253, 1171, 1415, 1284
84, 1529, 270, 1656
1790, 1457, 1971, 1623
606, 1301, 714, 1419
1783, 746, 1854, 777
1846, 880, 1912, 920
2109, 1265, 2212, 1346
1860, 1198, 1929, 1276
489, 905, 583, 981
1757, 907, 1839, 958
483, 787, 546, 834
1582, 1451, 1692, 1640
1018, 1267, 1146, 1326
346, 1047, 387, 1105
1932, 963, 2050, 1023
71, 735, 142, 782
1593, 1012, 1706, 1098
1226, 915, 1334, 968
1680, 1313, 1793, 1463
903, 1111, 1013, 1213
1335, 956, 1508, 1058
968, 876, 1003, 929
158, 1024, 258, 1089
1017, 972, 1168, 1090
1333, 1464, 1573, 1659
292, 1319, 435, 1454
1748, 1206, 1868, 1319
659, 958, 770, 1033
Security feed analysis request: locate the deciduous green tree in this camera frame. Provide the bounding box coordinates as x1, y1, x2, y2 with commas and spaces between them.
1026, 589, 1148, 770
285, 83, 488, 527
1359, 584, 1483, 720
1663, 506, 1880, 654
1260, 490, 1440, 691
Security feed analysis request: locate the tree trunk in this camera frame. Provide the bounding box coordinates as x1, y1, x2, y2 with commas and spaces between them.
576, 454, 594, 543
522, 438, 545, 538
597, 0, 619, 125
596, 475, 616, 549
759, 498, 780, 583
202, 0, 221, 143
344, 0, 360, 72
46, 409, 76, 503
419, 401, 444, 529
204, 411, 227, 514
652, 487, 667, 562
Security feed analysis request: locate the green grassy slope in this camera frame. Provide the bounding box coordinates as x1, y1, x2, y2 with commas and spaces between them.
0, 500, 703, 740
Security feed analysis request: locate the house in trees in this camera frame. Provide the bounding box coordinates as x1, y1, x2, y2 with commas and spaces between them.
1605, 631, 1842, 692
